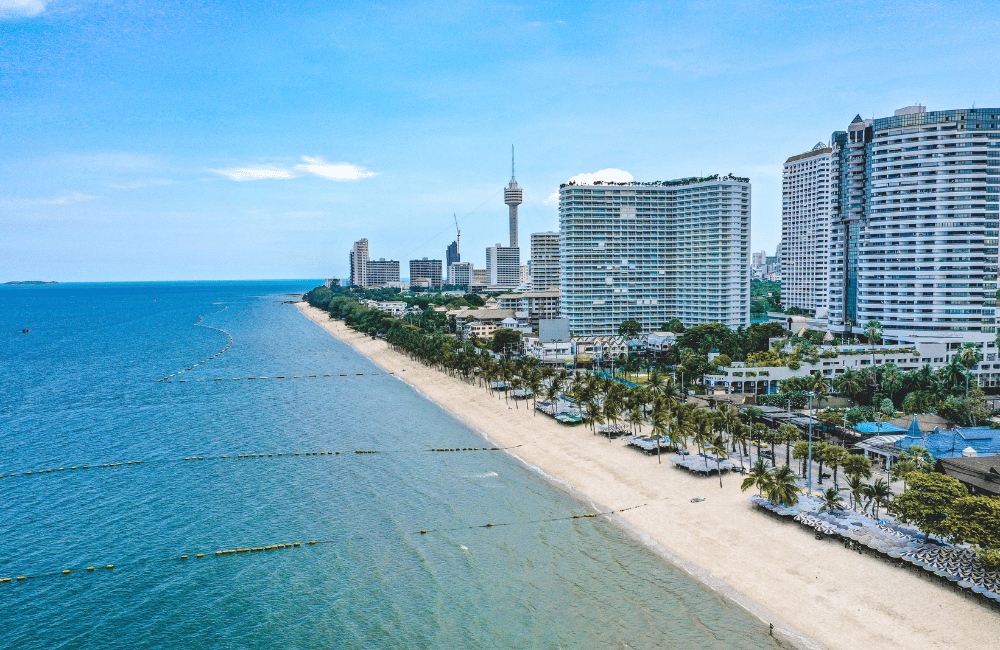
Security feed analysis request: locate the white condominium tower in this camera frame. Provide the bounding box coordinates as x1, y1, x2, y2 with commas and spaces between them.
827, 106, 1000, 343
782, 142, 834, 315
530, 231, 560, 290
559, 176, 750, 336
486, 244, 521, 289
349, 238, 369, 287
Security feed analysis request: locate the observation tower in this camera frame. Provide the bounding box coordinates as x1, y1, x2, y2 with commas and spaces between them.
504, 145, 522, 248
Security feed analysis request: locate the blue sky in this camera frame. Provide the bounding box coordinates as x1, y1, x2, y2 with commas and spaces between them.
3, 0, 999, 281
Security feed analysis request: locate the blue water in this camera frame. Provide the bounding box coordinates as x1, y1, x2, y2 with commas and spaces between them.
1, 282, 783, 649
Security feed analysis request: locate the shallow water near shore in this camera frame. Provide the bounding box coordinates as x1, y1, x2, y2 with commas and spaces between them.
1, 281, 785, 649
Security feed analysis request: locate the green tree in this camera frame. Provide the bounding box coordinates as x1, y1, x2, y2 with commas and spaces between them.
868, 478, 893, 518
792, 440, 810, 478
946, 496, 1000, 570
765, 465, 800, 507
822, 445, 848, 490
778, 424, 800, 468
892, 473, 968, 542
841, 454, 872, 483
491, 328, 522, 356
663, 318, 685, 333
890, 459, 918, 490
708, 434, 729, 489
819, 486, 845, 514
864, 319, 883, 397
618, 319, 642, 337
741, 459, 772, 497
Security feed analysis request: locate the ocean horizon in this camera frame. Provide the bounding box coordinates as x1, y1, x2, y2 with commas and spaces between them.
1, 281, 781, 649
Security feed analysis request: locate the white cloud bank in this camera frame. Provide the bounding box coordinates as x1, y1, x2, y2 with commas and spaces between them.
544, 192, 559, 206
567, 168, 634, 185
0, 0, 47, 18
209, 156, 377, 182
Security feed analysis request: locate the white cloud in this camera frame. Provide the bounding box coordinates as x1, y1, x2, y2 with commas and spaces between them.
0, 0, 47, 19
45, 192, 98, 205
544, 192, 559, 206
567, 168, 634, 185
208, 156, 377, 182
294, 156, 376, 181
208, 167, 299, 182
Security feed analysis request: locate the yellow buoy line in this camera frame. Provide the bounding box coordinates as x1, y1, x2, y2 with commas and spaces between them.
156, 307, 235, 383
161, 372, 391, 383
0, 505, 642, 586
413, 503, 648, 535
0, 445, 525, 481
0, 539, 321, 585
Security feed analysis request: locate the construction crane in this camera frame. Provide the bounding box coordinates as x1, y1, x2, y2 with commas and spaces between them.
453, 213, 460, 252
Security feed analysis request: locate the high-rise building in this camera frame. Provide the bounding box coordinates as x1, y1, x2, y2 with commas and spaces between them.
472, 268, 488, 288
559, 176, 750, 336
446, 241, 460, 281
505, 146, 522, 249
781, 142, 834, 315
448, 262, 473, 287
827, 106, 1000, 344
409, 258, 443, 289
531, 231, 560, 291
365, 258, 400, 286
751, 250, 766, 268
349, 238, 369, 287
486, 244, 521, 289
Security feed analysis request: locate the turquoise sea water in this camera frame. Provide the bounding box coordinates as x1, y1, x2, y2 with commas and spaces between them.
1, 282, 784, 649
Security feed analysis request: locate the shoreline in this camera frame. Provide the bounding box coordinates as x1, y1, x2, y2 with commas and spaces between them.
296, 302, 1000, 650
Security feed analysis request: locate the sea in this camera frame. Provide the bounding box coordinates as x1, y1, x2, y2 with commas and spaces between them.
1, 281, 785, 649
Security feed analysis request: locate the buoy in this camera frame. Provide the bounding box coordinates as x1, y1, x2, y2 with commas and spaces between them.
106, 565, 114, 569
58, 468, 64, 471
62, 570, 71, 574
17, 576, 26, 581
196, 553, 204, 558
180, 555, 188, 560
309, 541, 317, 545
485, 523, 494, 528
86, 567, 94, 571
293, 542, 300, 547
0, 577, 11, 582
420, 530, 428, 534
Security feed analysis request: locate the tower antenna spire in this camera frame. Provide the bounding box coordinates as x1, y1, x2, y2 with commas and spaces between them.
512, 144, 515, 178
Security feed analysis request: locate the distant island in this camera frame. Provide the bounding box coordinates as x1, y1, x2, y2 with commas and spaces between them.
3, 280, 59, 285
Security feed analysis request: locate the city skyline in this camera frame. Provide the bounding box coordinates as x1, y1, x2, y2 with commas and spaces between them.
3, 1, 1000, 281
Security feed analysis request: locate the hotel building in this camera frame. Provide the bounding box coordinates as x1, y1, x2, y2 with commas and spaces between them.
558, 176, 750, 336
782, 143, 834, 315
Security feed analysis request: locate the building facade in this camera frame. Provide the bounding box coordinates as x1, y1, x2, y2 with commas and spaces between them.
496, 289, 561, 331
486, 244, 521, 289
409, 258, 443, 289
365, 258, 400, 286
448, 262, 473, 287
827, 106, 1000, 346
558, 176, 751, 336
531, 231, 560, 290
349, 238, 369, 287
782, 142, 834, 315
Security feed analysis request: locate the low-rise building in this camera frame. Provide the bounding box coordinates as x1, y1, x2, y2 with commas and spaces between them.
495, 290, 561, 332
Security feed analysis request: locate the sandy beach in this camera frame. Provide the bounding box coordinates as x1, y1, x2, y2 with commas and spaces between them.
297, 302, 999, 650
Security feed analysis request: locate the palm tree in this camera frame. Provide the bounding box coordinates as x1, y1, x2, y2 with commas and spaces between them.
731, 422, 749, 472
818, 486, 845, 514
741, 459, 772, 496
958, 342, 982, 399
627, 405, 644, 436
845, 474, 865, 510
586, 398, 603, 435
764, 427, 781, 468
868, 478, 893, 519
651, 407, 671, 464
822, 445, 848, 490
778, 424, 800, 468
890, 459, 918, 491
841, 453, 873, 483
765, 465, 800, 507
864, 319, 883, 397
792, 440, 810, 478
813, 441, 828, 486
708, 434, 729, 488
833, 368, 862, 404
647, 368, 664, 395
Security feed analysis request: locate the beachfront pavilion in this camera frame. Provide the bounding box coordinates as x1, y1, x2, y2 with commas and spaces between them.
857, 418, 1000, 469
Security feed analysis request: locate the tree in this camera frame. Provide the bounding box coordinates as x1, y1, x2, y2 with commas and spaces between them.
741, 459, 772, 497
833, 368, 863, 403
618, 319, 642, 337
946, 496, 1000, 570
822, 445, 848, 490
864, 319, 883, 397
491, 328, 522, 356
765, 465, 800, 507
841, 454, 872, 483
778, 424, 800, 468
792, 440, 810, 478
892, 472, 968, 542
958, 343, 982, 399
663, 318, 686, 333
708, 434, 729, 488
890, 459, 918, 490
819, 486, 845, 514
868, 478, 893, 519
845, 474, 865, 510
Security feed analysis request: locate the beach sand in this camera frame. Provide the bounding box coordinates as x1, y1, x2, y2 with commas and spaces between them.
297, 303, 999, 650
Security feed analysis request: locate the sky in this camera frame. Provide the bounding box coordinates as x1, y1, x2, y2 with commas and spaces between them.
3, 0, 1000, 282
